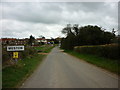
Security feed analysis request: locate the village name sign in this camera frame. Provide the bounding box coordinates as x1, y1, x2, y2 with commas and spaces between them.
7, 46, 24, 51
7, 46, 25, 59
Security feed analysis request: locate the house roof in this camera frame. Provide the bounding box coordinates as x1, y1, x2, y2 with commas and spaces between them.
36, 38, 46, 40
0, 38, 16, 41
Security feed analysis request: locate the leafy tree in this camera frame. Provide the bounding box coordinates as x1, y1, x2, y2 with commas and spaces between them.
103, 32, 115, 44
61, 24, 116, 50
78, 25, 105, 45
39, 35, 45, 39
28, 35, 35, 46
62, 24, 73, 36
61, 24, 76, 50
73, 24, 79, 36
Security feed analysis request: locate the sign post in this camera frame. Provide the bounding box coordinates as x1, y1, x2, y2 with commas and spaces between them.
7, 46, 24, 63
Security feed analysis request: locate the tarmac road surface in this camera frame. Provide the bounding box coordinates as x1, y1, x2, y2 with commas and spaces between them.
21, 47, 118, 88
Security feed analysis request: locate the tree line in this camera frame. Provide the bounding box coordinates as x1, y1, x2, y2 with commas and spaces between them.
61, 24, 118, 50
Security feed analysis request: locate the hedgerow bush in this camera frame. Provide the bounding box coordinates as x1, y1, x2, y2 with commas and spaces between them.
20, 46, 37, 59
74, 44, 119, 60
2, 49, 11, 64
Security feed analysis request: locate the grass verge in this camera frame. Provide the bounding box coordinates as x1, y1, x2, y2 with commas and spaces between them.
2, 45, 54, 88
34, 45, 54, 53
2, 54, 45, 88
64, 50, 119, 75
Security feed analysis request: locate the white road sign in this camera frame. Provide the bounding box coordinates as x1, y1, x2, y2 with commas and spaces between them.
7, 46, 24, 51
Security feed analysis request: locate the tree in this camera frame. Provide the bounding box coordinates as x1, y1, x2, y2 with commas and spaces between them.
73, 24, 79, 36
39, 35, 45, 39
61, 24, 116, 50
61, 24, 76, 50
103, 31, 115, 44
62, 24, 73, 36
28, 35, 35, 46
78, 25, 105, 45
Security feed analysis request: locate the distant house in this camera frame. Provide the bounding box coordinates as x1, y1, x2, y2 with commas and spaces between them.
1, 38, 16, 45
16, 38, 29, 45
1, 38, 29, 45
36, 38, 47, 45
46, 39, 51, 44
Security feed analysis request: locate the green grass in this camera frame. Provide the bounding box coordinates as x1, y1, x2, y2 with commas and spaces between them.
34, 45, 54, 53
2, 54, 45, 88
64, 50, 119, 75
2, 45, 54, 88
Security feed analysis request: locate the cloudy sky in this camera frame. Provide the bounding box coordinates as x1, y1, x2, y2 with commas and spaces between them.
0, 0, 118, 39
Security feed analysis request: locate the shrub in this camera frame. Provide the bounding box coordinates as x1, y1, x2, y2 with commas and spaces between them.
19, 46, 37, 59
2, 51, 11, 64
74, 44, 119, 60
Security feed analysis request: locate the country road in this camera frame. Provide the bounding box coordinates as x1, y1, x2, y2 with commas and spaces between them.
21, 47, 118, 88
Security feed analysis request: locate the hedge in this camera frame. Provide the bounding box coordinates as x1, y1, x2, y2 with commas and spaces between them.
74, 44, 119, 60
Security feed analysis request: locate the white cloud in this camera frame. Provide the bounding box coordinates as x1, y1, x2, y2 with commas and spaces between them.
1, 0, 119, 2
1, 19, 64, 38
0, 2, 118, 38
